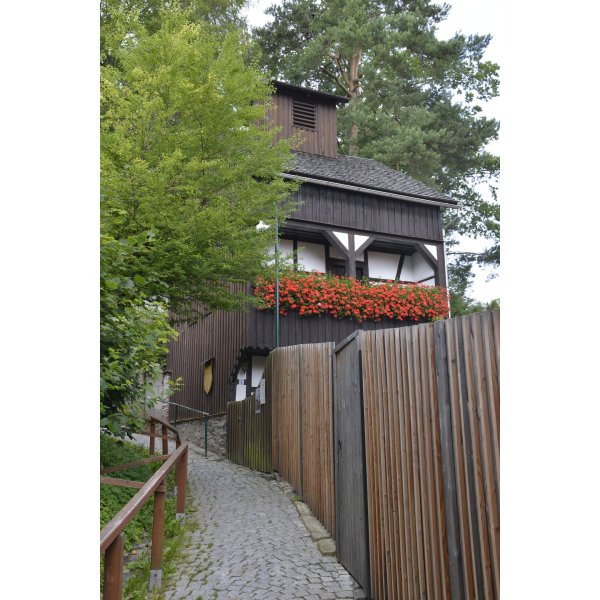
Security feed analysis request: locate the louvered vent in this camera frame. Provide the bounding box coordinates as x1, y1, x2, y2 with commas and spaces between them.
293, 99, 317, 130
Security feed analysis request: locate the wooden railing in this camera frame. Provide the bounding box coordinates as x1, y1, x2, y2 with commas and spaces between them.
100, 416, 189, 600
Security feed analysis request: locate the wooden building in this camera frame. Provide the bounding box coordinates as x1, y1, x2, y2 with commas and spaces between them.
166, 81, 459, 417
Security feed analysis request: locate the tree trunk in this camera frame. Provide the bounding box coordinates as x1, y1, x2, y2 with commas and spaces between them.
347, 49, 362, 156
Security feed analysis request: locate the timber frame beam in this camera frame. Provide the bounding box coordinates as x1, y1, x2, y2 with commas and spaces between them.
283, 220, 448, 286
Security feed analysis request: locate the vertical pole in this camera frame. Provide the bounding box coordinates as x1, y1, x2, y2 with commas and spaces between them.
275, 210, 280, 348
174, 403, 178, 427
149, 484, 166, 592
162, 423, 168, 455
176, 446, 188, 519
442, 233, 451, 318
103, 533, 124, 600
204, 415, 208, 458
347, 233, 357, 279
149, 418, 155, 456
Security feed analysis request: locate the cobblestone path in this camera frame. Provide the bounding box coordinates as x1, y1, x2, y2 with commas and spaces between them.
135, 437, 364, 600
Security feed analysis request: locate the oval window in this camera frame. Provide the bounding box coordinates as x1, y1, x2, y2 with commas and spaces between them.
203, 359, 214, 395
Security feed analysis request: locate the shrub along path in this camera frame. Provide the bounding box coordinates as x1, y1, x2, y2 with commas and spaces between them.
133, 434, 365, 600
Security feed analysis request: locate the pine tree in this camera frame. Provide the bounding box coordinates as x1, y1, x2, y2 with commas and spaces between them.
254, 0, 499, 311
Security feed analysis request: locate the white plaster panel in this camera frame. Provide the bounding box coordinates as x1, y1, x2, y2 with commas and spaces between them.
279, 238, 293, 256
424, 244, 438, 259
356, 251, 365, 262
333, 231, 349, 249
355, 235, 370, 250
251, 355, 267, 388
401, 253, 434, 282
267, 239, 294, 268
297, 241, 326, 272
235, 384, 247, 401
368, 251, 401, 280
234, 365, 248, 401
412, 252, 435, 282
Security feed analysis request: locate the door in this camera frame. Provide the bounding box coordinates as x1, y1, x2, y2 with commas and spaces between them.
333, 332, 370, 594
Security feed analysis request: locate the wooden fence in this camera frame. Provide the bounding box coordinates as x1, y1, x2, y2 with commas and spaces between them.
269, 343, 336, 537
226, 395, 272, 473
345, 311, 500, 599
226, 310, 499, 599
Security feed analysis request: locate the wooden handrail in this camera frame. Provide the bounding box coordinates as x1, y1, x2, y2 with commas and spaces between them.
100, 417, 189, 598
150, 415, 183, 437
100, 442, 187, 553
101, 454, 169, 475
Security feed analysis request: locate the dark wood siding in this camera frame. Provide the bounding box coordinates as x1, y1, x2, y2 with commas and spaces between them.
248, 308, 414, 350
290, 183, 444, 242
270, 92, 338, 158
166, 307, 248, 416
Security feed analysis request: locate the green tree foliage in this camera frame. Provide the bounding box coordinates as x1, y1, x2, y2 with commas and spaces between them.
100, 228, 176, 435
253, 0, 499, 311
100, 2, 297, 430
447, 250, 499, 316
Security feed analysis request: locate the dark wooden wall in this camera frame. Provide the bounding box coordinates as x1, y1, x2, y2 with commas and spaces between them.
270, 92, 338, 158
248, 308, 415, 350
167, 307, 248, 417
290, 183, 444, 242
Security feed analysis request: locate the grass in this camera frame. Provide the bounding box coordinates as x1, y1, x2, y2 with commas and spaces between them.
100, 433, 189, 599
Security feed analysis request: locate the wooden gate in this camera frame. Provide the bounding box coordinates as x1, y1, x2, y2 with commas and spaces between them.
333, 332, 370, 593
227, 395, 272, 473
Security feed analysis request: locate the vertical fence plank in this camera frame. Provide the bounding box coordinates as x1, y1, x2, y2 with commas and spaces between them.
434, 319, 464, 600
461, 315, 495, 600
226, 393, 272, 474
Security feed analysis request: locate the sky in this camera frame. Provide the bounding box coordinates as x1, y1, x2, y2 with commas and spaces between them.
242, 0, 502, 303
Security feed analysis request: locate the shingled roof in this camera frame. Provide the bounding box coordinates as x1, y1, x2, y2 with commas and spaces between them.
285, 151, 457, 206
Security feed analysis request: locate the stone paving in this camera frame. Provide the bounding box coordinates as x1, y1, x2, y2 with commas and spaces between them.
134, 436, 366, 600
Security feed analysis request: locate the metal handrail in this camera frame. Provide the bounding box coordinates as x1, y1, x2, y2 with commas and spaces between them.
168, 401, 209, 457
100, 417, 189, 599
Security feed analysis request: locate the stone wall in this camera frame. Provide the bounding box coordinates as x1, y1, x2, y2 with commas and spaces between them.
174, 415, 227, 457
145, 398, 228, 458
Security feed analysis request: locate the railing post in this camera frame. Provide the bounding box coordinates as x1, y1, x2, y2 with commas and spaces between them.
149, 483, 166, 592
162, 423, 168, 455
103, 532, 124, 600
176, 446, 188, 519
149, 418, 155, 456
204, 414, 208, 458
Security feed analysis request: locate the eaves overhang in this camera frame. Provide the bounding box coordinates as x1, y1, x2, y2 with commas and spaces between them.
280, 172, 460, 209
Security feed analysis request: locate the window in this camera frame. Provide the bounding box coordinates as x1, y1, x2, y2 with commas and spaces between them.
328, 258, 365, 279
293, 99, 316, 129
